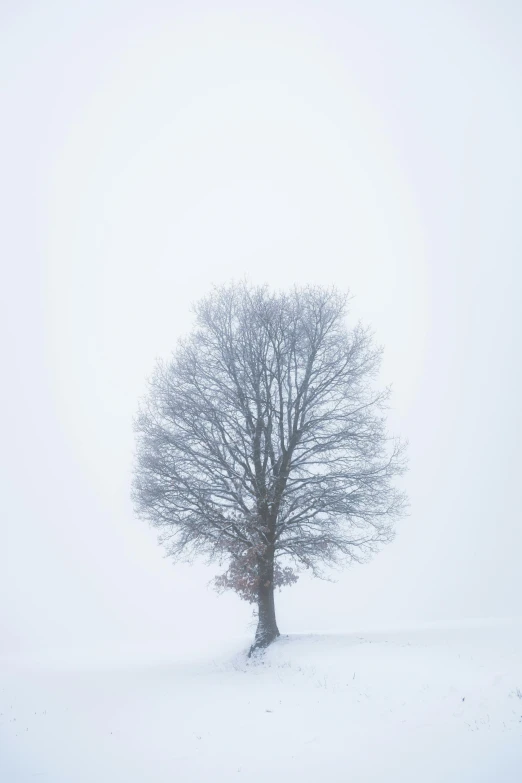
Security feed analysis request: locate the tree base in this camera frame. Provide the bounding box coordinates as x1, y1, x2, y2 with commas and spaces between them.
248, 625, 280, 657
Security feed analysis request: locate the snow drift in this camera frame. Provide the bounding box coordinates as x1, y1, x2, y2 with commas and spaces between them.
1, 620, 521, 782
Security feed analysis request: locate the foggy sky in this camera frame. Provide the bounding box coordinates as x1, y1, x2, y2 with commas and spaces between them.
2, 0, 521, 656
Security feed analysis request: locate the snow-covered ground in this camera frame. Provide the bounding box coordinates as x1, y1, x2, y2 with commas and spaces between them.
1, 621, 521, 782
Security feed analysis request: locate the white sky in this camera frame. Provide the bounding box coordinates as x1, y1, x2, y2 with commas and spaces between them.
2, 0, 521, 655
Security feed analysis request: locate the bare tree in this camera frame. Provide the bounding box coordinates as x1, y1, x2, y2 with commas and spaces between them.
133, 283, 407, 652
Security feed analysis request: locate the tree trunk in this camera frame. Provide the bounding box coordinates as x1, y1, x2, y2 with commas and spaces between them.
249, 552, 280, 654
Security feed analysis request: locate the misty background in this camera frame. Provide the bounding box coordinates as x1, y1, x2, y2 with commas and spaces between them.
1, 0, 521, 657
